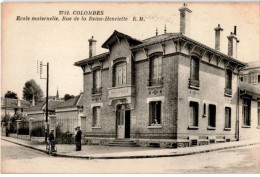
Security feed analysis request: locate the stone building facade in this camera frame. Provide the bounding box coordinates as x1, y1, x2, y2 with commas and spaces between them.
75, 4, 259, 147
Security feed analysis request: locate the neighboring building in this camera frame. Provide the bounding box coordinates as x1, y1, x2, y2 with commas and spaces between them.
53, 93, 84, 133
1, 98, 31, 117
27, 99, 64, 120
74, 4, 259, 147
240, 60, 260, 88
239, 82, 260, 140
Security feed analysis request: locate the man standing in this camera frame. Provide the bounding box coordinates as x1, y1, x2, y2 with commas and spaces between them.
75, 126, 82, 151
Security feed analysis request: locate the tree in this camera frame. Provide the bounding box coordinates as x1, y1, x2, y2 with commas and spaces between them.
4, 91, 18, 99
23, 79, 43, 103
64, 94, 75, 101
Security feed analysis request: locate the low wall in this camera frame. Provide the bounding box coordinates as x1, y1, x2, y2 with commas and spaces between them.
8, 133, 17, 138
17, 135, 30, 140
31, 136, 45, 143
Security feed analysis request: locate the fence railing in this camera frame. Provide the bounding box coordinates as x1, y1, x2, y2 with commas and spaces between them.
18, 121, 29, 135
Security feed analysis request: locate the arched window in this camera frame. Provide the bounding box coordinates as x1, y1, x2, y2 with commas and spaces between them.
92, 69, 101, 94
113, 62, 127, 87
189, 56, 200, 88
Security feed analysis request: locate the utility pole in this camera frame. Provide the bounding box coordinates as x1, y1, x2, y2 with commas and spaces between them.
38, 60, 49, 143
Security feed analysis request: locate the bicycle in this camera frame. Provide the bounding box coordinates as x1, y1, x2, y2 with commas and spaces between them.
46, 140, 57, 155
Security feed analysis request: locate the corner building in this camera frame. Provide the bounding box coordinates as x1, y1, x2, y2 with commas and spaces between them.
75, 5, 248, 147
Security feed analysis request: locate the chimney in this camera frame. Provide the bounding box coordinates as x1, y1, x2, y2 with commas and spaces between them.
214, 24, 223, 51
179, 3, 192, 36
88, 36, 96, 58
227, 26, 239, 58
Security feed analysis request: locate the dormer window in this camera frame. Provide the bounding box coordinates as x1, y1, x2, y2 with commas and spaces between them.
113, 61, 127, 87
189, 56, 200, 88
148, 54, 163, 86
92, 69, 102, 94
225, 69, 232, 96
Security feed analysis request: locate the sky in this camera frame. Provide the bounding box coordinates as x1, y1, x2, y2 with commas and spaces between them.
1, 2, 259, 99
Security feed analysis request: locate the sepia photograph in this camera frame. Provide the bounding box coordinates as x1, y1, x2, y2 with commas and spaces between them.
1, 1, 260, 174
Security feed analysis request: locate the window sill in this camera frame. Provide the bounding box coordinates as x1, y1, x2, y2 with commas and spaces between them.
92, 93, 102, 96
188, 85, 200, 90
147, 125, 163, 129
241, 125, 251, 128
92, 126, 102, 129
147, 85, 163, 89
224, 93, 232, 97
207, 126, 216, 130
188, 125, 199, 130
224, 127, 231, 131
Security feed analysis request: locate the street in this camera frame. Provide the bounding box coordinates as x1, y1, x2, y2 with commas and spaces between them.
1, 139, 260, 173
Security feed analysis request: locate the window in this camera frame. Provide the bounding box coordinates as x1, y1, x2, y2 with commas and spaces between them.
225, 107, 231, 129
149, 56, 163, 86
203, 103, 206, 117
208, 104, 216, 127
92, 69, 101, 94
258, 75, 260, 83
92, 106, 101, 127
242, 98, 251, 126
189, 101, 199, 126
225, 69, 232, 95
244, 75, 248, 83
113, 62, 127, 86
189, 56, 200, 88
249, 73, 257, 84
149, 101, 161, 126
257, 101, 260, 126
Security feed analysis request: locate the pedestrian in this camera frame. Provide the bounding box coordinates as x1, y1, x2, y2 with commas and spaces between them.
75, 126, 82, 151
48, 129, 55, 151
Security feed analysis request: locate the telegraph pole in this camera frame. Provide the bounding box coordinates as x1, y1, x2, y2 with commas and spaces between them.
38, 61, 49, 143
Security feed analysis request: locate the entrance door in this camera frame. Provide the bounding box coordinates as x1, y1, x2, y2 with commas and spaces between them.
125, 110, 130, 138
117, 110, 125, 138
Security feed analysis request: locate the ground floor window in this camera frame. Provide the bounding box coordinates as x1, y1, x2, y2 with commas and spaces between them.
208, 104, 216, 127
189, 101, 199, 126
243, 98, 251, 126
92, 106, 101, 127
225, 107, 231, 128
149, 101, 161, 126
257, 101, 260, 126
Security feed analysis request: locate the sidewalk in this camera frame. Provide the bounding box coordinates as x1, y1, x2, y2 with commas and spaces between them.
1, 136, 259, 159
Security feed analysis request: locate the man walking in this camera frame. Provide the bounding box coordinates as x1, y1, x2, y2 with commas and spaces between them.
75, 126, 82, 151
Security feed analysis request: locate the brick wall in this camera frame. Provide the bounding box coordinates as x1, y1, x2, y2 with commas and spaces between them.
177, 54, 237, 141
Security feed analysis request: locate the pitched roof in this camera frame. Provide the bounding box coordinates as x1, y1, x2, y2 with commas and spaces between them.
74, 31, 245, 67
243, 60, 260, 70
101, 30, 142, 49
27, 99, 64, 112
239, 82, 260, 96
1, 98, 31, 109
54, 94, 83, 109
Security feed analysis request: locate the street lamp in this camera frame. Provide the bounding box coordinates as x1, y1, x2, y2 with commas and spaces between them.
37, 60, 49, 143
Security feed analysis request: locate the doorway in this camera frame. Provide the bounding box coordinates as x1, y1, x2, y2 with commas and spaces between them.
116, 106, 131, 139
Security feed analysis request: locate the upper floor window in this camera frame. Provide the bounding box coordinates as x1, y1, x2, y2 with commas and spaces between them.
189, 56, 200, 88
242, 98, 251, 126
92, 69, 101, 94
225, 69, 232, 95
149, 55, 163, 86
249, 72, 258, 84
113, 62, 127, 87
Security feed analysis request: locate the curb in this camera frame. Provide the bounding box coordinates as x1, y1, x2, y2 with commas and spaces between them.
2, 138, 259, 160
